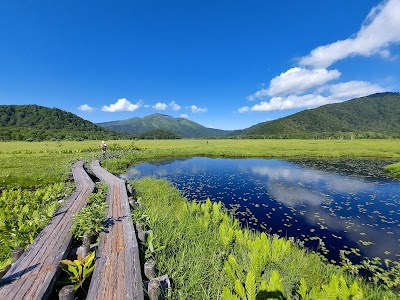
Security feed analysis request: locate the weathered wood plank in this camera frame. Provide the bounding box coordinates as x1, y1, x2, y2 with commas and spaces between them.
87, 160, 144, 300
0, 161, 95, 300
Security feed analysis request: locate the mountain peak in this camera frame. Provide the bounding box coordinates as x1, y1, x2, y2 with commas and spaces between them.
98, 113, 231, 138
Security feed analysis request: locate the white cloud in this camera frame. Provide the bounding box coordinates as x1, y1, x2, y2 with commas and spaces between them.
268, 67, 341, 96
328, 81, 385, 99
78, 104, 94, 112
299, 0, 400, 68
247, 68, 341, 101
169, 101, 181, 111
180, 114, 189, 119
189, 105, 207, 113
238, 106, 250, 113
153, 102, 167, 110
102, 98, 140, 112
250, 94, 332, 112
248, 80, 385, 112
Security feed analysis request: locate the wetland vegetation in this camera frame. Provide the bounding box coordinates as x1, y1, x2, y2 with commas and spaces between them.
1, 139, 400, 298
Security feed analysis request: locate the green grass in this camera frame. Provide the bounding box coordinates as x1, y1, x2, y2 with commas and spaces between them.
102, 139, 400, 175
385, 162, 400, 179
131, 177, 398, 299
0, 140, 135, 189
1, 139, 399, 191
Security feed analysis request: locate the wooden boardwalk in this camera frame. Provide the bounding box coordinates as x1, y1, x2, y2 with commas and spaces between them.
0, 161, 95, 300
87, 160, 144, 300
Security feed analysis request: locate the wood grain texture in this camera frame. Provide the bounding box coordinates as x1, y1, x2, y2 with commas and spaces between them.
87, 160, 144, 300
0, 161, 95, 300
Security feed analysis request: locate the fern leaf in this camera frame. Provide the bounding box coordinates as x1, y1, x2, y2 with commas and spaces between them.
224, 260, 237, 284
338, 276, 350, 300
228, 254, 242, 277
298, 278, 308, 299
259, 280, 267, 292
321, 274, 339, 300
245, 272, 256, 300
234, 279, 246, 300
222, 287, 240, 300
349, 282, 363, 300
267, 270, 283, 292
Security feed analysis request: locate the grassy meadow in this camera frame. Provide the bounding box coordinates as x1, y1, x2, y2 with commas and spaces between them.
1, 139, 400, 298
1, 139, 400, 189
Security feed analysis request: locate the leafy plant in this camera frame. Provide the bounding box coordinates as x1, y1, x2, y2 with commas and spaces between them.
144, 230, 166, 261
0, 183, 67, 261
60, 251, 96, 292
71, 184, 108, 240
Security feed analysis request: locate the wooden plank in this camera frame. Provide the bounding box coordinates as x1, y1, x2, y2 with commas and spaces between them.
87, 160, 144, 300
0, 161, 95, 300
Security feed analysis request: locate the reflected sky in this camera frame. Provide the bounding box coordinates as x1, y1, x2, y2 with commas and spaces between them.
123, 157, 400, 264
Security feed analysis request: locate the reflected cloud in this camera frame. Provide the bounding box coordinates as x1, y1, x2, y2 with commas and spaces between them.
251, 163, 372, 200
267, 183, 329, 207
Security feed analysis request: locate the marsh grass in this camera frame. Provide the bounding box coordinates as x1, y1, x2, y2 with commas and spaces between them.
385, 162, 400, 179
102, 139, 400, 175
1, 139, 399, 189
131, 177, 398, 299
0, 140, 136, 189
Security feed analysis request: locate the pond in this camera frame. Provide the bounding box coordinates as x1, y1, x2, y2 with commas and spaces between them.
123, 157, 400, 265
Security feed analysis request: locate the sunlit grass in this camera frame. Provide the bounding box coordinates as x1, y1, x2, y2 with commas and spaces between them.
1, 139, 399, 189
102, 139, 400, 175
385, 162, 400, 179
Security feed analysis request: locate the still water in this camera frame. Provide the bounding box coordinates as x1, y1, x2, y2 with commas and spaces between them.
123, 157, 400, 264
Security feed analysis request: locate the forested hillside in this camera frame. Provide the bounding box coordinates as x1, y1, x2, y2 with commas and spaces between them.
241, 92, 400, 138
0, 105, 132, 141
98, 113, 233, 138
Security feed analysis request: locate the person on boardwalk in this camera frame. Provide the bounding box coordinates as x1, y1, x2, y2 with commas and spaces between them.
100, 141, 107, 158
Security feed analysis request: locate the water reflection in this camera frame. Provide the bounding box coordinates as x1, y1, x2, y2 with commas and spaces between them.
123, 157, 400, 264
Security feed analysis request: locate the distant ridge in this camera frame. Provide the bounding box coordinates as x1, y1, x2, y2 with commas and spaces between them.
98, 113, 233, 138
0, 105, 131, 141
240, 92, 400, 138
1, 92, 399, 141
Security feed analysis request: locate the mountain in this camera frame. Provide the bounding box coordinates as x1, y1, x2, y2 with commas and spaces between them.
98, 113, 233, 138
241, 92, 400, 138
0, 105, 132, 141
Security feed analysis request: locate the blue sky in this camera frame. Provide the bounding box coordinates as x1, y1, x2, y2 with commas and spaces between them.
1, 0, 399, 130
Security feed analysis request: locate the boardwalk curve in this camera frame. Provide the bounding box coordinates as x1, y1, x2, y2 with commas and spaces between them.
87, 159, 144, 300
0, 160, 95, 300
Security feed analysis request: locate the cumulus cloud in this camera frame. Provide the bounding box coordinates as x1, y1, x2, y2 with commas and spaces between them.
268, 67, 341, 96
180, 114, 189, 119
247, 68, 341, 101
169, 101, 181, 111
78, 104, 94, 112
102, 98, 140, 112
189, 105, 207, 113
299, 0, 400, 68
250, 94, 332, 112
246, 80, 384, 112
153, 102, 167, 110
328, 81, 385, 99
